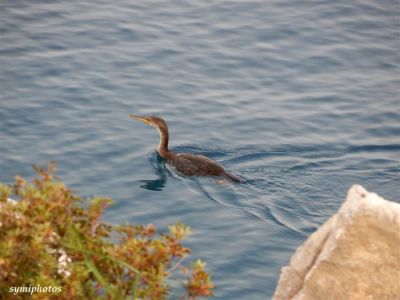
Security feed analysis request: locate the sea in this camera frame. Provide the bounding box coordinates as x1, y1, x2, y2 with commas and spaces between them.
0, 1, 399, 299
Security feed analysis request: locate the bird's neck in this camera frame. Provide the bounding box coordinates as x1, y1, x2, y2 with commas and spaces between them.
157, 127, 170, 159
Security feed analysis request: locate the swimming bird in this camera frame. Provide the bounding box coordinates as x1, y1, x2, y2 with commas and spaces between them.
129, 115, 244, 183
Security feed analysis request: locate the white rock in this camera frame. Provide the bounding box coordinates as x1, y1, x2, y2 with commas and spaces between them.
273, 185, 400, 300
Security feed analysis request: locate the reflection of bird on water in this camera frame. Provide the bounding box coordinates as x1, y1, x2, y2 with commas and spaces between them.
139, 154, 168, 191
129, 115, 244, 183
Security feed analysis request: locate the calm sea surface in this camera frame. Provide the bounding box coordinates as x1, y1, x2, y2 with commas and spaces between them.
1, 1, 399, 299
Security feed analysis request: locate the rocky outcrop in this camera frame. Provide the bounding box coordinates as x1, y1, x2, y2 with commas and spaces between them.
273, 185, 400, 300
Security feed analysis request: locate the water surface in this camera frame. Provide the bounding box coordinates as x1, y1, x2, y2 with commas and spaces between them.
1, 1, 399, 299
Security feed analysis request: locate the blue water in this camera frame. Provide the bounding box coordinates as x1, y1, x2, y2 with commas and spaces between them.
1, 1, 399, 299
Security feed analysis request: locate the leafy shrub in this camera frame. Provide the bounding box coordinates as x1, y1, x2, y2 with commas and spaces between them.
0, 163, 214, 299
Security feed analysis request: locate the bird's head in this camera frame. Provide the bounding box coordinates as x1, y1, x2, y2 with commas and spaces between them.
129, 115, 168, 133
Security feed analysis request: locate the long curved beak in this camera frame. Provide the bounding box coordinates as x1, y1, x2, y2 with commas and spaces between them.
129, 114, 151, 125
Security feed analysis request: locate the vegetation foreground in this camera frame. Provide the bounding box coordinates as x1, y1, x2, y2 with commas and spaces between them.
0, 163, 214, 299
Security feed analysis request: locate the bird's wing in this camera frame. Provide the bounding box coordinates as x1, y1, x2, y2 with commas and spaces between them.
170, 153, 224, 176
169, 154, 204, 176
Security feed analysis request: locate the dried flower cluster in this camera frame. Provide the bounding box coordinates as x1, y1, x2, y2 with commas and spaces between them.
0, 163, 214, 299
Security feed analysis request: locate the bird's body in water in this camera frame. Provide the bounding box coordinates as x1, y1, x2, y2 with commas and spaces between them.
129, 115, 244, 183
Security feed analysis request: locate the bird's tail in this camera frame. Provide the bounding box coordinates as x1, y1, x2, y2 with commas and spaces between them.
224, 172, 245, 183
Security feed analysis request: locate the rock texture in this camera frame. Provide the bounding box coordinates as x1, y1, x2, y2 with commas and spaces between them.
273, 185, 400, 300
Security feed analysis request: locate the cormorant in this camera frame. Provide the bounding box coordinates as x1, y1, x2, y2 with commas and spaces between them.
129, 115, 244, 183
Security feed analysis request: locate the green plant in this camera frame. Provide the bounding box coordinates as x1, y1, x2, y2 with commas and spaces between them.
0, 163, 214, 299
